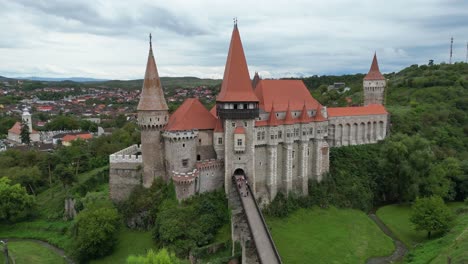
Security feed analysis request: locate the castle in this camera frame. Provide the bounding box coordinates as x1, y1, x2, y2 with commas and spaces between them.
109, 24, 389, 204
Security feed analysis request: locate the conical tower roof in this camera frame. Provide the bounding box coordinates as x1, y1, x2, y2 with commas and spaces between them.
299, 102, 311, 123
284, 102, 295, 125
216, 23, 259, 102
364, 53, 385, 80
137, 36, 169, 111
268, 104, 280, 126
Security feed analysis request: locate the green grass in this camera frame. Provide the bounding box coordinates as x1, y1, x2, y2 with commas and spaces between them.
266, 207, 395, 264
0, 220, 71, 249
1, 241, 66, 264
376, 203, 464, 248
90, 226, 156, 264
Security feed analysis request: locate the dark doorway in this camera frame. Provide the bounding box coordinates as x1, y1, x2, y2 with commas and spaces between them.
234, 168, 245, 176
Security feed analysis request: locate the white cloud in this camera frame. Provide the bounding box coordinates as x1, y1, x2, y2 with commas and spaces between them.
0, 0, 467, 79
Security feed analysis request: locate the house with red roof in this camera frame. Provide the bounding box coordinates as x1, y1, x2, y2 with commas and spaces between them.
109, 23, 389, 206
7, 109, 40, 143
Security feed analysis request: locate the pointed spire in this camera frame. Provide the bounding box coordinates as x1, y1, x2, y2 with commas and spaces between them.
216, 22, 259, 102
268, 104, 280, 126
284, 101, 294, 125
313, 105, 326, 122
137, 35, 168, 111
299, 102, 310, 123
364, 52, 385, 80
252, 71, 261, 89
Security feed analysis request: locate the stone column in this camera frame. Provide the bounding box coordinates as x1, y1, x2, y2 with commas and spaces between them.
284, 143, 293, 194
267, 144, 278, 201
298, 141, 309, 195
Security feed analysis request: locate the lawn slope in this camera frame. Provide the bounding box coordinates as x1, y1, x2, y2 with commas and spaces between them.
266, 207, 394, 264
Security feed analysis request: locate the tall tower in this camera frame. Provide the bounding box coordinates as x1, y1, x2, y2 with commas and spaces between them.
216, 22, 260, 195
363, 53, 386, 106
137, 35, 169, 187
449, 37, 453, 64
22, 108, 32, 133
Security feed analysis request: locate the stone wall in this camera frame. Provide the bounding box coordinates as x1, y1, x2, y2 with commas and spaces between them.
109, 144, 142, 202
327, 114, 388, 147
196, 159, 224, 193
163, 130, 198, 175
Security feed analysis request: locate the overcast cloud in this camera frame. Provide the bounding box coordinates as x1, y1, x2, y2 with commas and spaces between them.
0, 0, 467, 79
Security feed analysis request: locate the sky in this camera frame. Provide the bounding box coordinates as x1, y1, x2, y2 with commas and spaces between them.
0, 0, 467, 80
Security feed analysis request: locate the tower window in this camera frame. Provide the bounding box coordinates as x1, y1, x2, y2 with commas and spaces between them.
237, 139, 243, 146
199, 139, 202, 143
257, 132, 261, 140
182, 143, 185, 148
278, 131, 282, 138
218, 137, 223, 144
232, 122, 236, 127
244, 121, 247, 127
182, 159, 188, 167
197, 154, 201, 161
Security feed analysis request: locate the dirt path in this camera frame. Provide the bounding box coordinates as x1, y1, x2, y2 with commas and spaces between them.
0, 238, 74, 264
366, 213, 408, 264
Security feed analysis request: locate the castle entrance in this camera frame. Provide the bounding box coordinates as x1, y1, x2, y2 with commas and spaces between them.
234, 168, 245, 176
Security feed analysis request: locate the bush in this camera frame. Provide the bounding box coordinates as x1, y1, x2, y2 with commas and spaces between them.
0, 177, 35, 222
71, 206, 120, 262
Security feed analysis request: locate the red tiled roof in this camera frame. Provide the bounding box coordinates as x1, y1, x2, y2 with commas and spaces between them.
283, 103, 295, 125
255, 120, 268, 127
299, 103, 311, 123
234, 126, 246, 134
8, 122, 38, 134
165, 98, 217, 131
216, 25, 259, 102
210, 106, 217, 118
254, 80, 322, 111
214, 118, 224, 132
268, 105, 280, 126
328, 104, 388, 117
137, 42, 169, 111
364, 53, 385, 80
62, 133, 93, 142
312, 105, 327, 121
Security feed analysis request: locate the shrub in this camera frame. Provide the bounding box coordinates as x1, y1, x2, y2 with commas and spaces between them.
0, 177, 35, 222
71, 206, 120, 262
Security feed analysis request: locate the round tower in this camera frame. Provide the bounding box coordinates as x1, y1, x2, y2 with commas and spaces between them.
363, 53, 386, 106
137, 35, 169, 187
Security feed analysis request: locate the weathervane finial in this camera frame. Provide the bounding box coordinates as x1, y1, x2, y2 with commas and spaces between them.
149, 33, 152, 49
233, 17, 238, 27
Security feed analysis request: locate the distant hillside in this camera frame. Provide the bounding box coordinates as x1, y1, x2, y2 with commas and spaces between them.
17, 76, 109, 82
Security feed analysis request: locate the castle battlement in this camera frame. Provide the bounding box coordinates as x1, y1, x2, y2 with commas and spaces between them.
196, 159, 224, 171
109, 144, 142, 163
163, 130, 198, 141
172, 168, 199, 184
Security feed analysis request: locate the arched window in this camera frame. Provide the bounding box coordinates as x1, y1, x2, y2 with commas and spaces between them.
197, 154, 201, 161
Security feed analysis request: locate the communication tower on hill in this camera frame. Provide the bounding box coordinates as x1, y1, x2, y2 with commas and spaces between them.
449, 37, 453, 64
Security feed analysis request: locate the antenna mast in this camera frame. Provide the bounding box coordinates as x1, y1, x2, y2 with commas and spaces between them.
449, 37, 453, 64
466, 42, 468, 63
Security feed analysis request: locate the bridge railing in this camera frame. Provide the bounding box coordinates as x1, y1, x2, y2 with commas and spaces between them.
232, 176, 282, 264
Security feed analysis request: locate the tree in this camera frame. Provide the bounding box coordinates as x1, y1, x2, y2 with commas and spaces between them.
126, 248, 183, 264
71, 206, 120, 262
410, 196, 453, 238
0, 177, 34, 222
53, 164, 75, 188
20, 121, 30, 145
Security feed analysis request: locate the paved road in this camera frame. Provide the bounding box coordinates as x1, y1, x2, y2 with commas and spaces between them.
366, 213, 408, 264
235, 176, 281, 264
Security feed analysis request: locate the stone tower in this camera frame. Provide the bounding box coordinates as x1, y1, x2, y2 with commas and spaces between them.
137, 36, 169, 187
363, 53, 386, 105
216, 23, 260, 195
22, 108, 32, 133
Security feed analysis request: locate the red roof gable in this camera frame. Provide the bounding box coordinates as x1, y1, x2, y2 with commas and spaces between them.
8, 122, 38, 134
299, 103, 311, 123
216, 25, 259, 102
210, 106, 217, 118
254, 80, 322, 111
165, 98, 217, 131
328, 104, 388, 117
364, 53, 385, 80
312, 105, 327, 121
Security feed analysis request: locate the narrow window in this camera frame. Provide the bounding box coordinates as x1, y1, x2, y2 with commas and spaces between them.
198, 139, 202, 143
182, 143, 185, 147
182, 159, 188, 167
244, 121, 247, 127
271, 135, 274, 140
232, 122, 236, 127
278, 131, 282, 138
197, 155, 201, 161
237, 139, 243, 146
218, 137, 223, 144
257, 132, 261, 140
